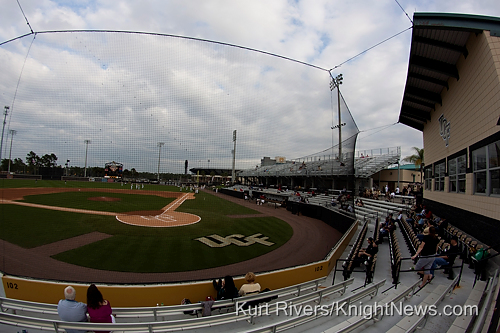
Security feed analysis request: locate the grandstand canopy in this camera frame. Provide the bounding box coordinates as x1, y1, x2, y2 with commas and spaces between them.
398, 12, 500, 131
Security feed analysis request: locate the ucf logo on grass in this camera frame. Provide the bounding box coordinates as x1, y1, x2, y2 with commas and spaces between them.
195, 233, 274, 247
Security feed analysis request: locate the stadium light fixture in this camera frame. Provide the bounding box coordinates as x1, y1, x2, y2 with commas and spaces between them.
331, 74, 344, 161
84, 140, 91, 177
157, 142, 165, 182
0, 106, 9, 164
232, 130, 236, 185
7, 129, 17, 173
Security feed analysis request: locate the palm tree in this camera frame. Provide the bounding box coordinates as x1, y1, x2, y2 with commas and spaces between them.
402, 147, 424, 183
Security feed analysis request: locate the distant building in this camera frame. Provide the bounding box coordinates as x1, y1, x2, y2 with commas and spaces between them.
371, 164, 422, 191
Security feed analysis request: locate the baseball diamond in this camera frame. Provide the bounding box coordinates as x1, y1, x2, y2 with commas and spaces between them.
0, 183, 341, 284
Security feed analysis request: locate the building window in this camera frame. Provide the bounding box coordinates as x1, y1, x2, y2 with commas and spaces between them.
448, 155, 466, 193
434, 162, 445, 191
472, 140, 500, 195
424, 167, 432, 190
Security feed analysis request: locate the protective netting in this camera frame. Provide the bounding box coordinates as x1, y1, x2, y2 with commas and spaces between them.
0, 31, 358, 282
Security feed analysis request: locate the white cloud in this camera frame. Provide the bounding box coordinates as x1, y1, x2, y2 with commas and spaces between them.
1, 0, 500, 172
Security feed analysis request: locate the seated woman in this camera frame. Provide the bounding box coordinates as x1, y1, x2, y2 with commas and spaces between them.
213, 275, 239, 300
87, 284, 113, 333
238, 272, 261, 296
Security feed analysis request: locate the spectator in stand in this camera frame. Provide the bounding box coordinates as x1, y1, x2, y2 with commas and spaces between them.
412, 227, 439, 288
385, 184, 389, 193
395, 186, 400, 194
436, 218, 448, 238
416, 225, 430, 241
239, 272, 261, 296
429, 236, 460, 280
444, 236, 460, 279
396, 210, 403, 222
357, 237, 378, 263
379, 217, 396, 242
87, 284, 113, 333
57, 286, 88, 333
213, 275, 239, 300
417, 205, 426, 218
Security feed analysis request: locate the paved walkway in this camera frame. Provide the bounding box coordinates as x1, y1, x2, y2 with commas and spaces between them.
0, 188, 342, 284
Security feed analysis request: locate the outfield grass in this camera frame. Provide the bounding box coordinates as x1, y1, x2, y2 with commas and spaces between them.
0, 179, 180, 192
0, 204, 109, 248
53, 215, 291, 272
1, 187, 293, 273
20, 192, 175, 213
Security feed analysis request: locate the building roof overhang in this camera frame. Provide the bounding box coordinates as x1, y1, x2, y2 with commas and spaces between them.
398, 13, 500, 131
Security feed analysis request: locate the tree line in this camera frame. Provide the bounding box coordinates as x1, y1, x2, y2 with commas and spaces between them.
1, 151, 190, 180
1, 151, 57, 174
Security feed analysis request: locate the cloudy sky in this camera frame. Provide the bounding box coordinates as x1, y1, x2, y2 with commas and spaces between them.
1, 0, 500, 174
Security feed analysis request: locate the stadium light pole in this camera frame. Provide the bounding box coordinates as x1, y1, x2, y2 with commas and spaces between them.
84, 140, 91, 177
232, 130, 236, 185
7, 129, 16, 173
157, 142, 165, 182
0, 106, 9, 164
329, 74, 343, 161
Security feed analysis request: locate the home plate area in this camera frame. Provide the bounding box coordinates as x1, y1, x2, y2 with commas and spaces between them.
116, 192, 201, 227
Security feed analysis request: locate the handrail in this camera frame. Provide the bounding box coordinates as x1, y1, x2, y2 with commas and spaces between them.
470, 269, 499, 333
0, 277, 328, 320
398, 253, 465, 289
0, 278, 355, 332
325, 279, 421, 333
241, 279, 386, 333
406, 274, 460, 332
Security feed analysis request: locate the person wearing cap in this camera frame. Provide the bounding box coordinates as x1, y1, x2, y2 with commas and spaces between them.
412, 226, 439, 288
416, 225, 430, 241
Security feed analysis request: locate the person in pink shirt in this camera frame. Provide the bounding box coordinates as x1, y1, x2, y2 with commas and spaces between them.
86, 284, 113, 333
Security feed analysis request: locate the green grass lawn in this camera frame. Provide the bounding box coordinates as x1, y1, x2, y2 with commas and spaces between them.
19, 191, 175, 213
0, 178, 180, 192
1, 188, 293, 273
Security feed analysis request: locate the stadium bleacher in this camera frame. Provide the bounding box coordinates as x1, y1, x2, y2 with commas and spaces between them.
1, 195, 499, 333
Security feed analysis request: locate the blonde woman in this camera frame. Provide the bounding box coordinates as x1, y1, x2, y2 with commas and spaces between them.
238, 272, 261, 296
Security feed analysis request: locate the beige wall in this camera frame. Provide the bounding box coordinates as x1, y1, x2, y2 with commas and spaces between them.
424, 32, 500, 164
422, 31, 500, 221
372, 169, 422, 188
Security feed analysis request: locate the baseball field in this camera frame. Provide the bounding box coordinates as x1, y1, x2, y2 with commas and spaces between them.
0, 179, 342, 284
0, 179, 295, 273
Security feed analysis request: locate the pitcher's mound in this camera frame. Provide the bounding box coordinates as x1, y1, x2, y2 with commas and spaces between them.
88, 196, 121, 202
126, 210, 164, 216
